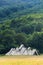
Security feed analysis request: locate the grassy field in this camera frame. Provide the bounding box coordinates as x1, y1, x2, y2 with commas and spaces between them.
0, 55, 43, 65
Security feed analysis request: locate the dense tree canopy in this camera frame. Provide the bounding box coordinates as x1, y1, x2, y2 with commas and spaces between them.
0, 14, 43, 54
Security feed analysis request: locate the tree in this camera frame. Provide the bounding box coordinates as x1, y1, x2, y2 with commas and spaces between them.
27, 32, 43, 53
15, 33, 27, 46
0, 29, 16, 54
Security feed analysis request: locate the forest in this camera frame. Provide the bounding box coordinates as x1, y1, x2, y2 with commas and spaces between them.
0, 0, 43, 54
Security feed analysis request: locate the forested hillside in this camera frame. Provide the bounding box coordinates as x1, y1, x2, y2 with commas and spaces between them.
0, 14, 43, 54
0, 0, 43, 54
0, 0, 43, 21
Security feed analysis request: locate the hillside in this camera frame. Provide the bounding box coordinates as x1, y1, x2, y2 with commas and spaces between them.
0, 14, 43, 54
0, 0, 43, 54
0, 0, 43, 21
